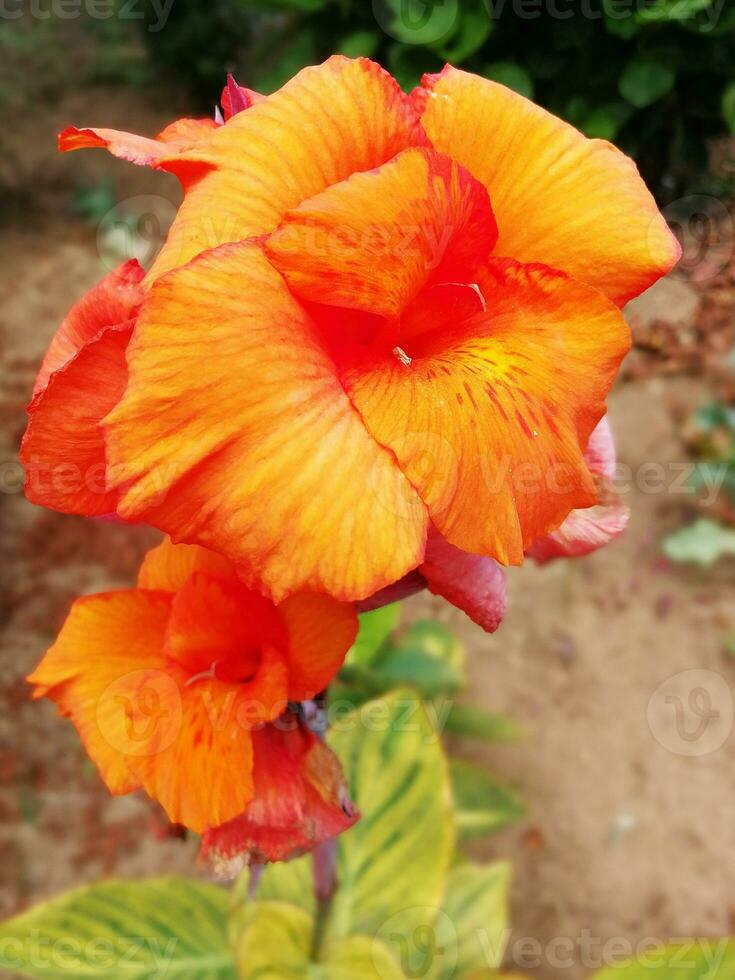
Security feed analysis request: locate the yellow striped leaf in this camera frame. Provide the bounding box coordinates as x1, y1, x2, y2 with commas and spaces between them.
592, 940, 735, 978
236, 902, 404, 979
0, 876, 234, 979
432, 863, 511, 979
327, 690, 454, 942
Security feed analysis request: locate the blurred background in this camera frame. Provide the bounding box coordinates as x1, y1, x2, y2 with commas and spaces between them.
2, 2, 735, 977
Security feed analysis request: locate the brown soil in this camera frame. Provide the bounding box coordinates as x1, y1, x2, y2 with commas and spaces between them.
2, 88, 735, 980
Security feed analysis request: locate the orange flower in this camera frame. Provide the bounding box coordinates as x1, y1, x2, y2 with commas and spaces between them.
24, 57, 679, 610
27, 538, 357, 833
201, 712, 358, 873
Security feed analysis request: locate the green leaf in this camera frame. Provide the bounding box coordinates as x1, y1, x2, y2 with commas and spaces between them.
435, 6, 492, 64
603, 5, 639, 38
262, 0, 327, 9
337, 30, 380, 60
235, 902, 405, 979
619, 57, 675, 108
236, 901, 311, 979
232, 853, 314, 943
0, 877, 234, 979
433, 863, 511, 978
450, 759, 525, 841
346, 604, 400, 667
663, 518, 735, 565
318, 936, 405, 978
370, 621, 465, 698
723, 81, 735, 136
591, 940, 735, 977
254, 30, 318, 94
634, 0, 713, 23
442, 702, 523, 742
580, 102, 633, 140
380, 0, 459, 46
483, 61, 534, 99
328, 691, 454, 941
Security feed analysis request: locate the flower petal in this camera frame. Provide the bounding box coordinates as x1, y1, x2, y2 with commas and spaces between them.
59, 118, 218, 167
137, 537, 236, 592
104, 242, 427, 601
21, 323, 132, 516
581, 414, 617, 481
202, 718, 357, 869
130, 673, 258, 833
220, 76, 265, 119
525, 484, 629, 563
21, 261, 145, 516
147, 56, 422, 280
33, 260, 144, 395
338, 258, 630, 564
265, 147, 496, 319
27, 590, 172, 794
278, 594, 358, 701
420, 530, 507, 633
526, 415, 629, 562
415, 67, 680, 305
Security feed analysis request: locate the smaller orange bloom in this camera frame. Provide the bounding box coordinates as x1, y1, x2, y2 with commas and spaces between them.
27, 538, 357, 834
201, 712, 358, 873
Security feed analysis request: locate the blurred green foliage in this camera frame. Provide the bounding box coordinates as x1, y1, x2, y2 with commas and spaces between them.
332, 606, 526, 843
140, 0, 735, 197
662, 398, 735, 567
4, 0, 734, 198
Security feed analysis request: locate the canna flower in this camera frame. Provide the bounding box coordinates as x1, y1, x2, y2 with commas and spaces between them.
201, 712, 358, 874
23, 57, 679, 620
27, 538, 357, 833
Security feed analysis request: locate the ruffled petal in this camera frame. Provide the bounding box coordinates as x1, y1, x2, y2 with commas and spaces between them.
59, 118, 218, 167
163, 573, 288, 683
27, 590, 172, 794
420, 530, 507, 633
147, 56, 422, 280
266, 147, 496, 319
278, 594, 358, 701
201, 717, 357, 869
581, 415, 617, 481
21, 261, 145, 516
338, 258, 630, 565
526, 416, 629, 562
415, 67, 680, 305
137, 537, 236, 592
21, 324, 132, 516
33, 260, 144, 394
104, 242, 427, 601
525, 485, 629, 563
130, 672, 258, 833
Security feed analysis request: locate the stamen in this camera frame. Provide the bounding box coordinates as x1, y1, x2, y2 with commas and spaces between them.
185, 662, 219, 686
393, 345, 412, 366
467, 282, 487, 311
